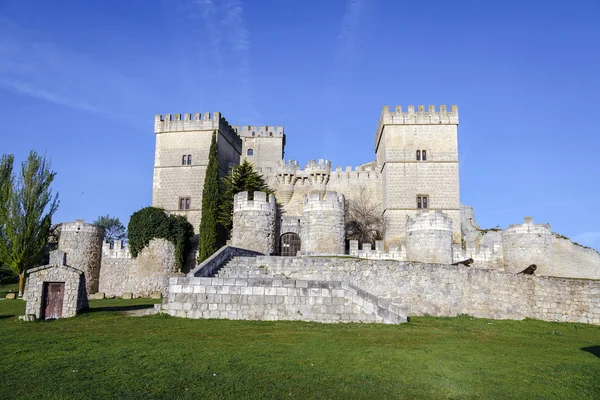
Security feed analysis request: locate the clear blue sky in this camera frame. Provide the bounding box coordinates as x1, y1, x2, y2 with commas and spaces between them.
1, 0, 599, 250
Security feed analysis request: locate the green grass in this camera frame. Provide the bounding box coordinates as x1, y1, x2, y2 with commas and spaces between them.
0, 292, 599, 399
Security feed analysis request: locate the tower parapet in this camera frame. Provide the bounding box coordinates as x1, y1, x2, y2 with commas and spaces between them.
305, 159, 331, 193
276, 160, 300, 204
502, 217, 552, 274
375, 105, 458, 149
154, 112, 240, 148
301, 191, 345, 254
57, 220, 105, 294
406, 211, 453, 264
234, 125, 285, 137
231, 191, 277, 255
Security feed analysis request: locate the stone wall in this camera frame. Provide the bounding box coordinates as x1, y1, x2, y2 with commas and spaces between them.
235, 256, 600, 325
24, 251, 87, 319
548, 235, 600, 279
165, 276, 406, 324
406, 211, 453, 264
300, 191, 345, 254
57, 220, 104, 294
98, 239, 177, 298
502, 217, 552, 274
231, 191, 277, 254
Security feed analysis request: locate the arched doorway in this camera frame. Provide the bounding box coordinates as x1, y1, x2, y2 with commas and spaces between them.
280, 233, 301, 256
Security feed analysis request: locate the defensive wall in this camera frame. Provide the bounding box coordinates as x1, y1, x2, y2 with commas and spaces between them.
99, 238, 177, 298
231, 191, 277, 255
205, 256, 600, 325
300, 191, 346, 254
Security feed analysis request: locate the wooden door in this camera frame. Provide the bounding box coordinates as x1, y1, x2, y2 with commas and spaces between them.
280, 233, 301, 256
42, 282, 65, 320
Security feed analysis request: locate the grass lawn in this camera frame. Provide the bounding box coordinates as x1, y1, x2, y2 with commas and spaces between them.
0, 292, 599, 399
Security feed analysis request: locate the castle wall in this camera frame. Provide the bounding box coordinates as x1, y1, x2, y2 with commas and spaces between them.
165, 277, 406, 324
376, 105, 461, 245
152, 112, 241, 233
406, 211, 453, 264
502, 217, 552, 274
231, 191, 277, 255
300, 191, 345, 254
548, 236, 600, 279
244, 256, 600, 325
98, 239, 177, 298
57, 220, 104, 294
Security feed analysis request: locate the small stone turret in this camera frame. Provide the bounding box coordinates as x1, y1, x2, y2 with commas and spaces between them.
502, 217, 552, 274
300, 191, 345, 254
57, 220, 104, 294
406, 211, 453, 264
231, 191, 277, 255
305, 159, 331, 194
276, 160, 300, 204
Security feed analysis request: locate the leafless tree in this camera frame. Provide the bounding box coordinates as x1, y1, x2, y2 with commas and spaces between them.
345, 186, 386, 245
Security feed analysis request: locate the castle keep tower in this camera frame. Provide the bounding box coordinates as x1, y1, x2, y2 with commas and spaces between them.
231, 191, 277, 255
406, 211, 453, 264
153, 113, 242, 232
375, 105, 461, 246
57, 220, 104, 294
300, 191, 345, 254
502, 217, 552, 274
236, 125, 285, 171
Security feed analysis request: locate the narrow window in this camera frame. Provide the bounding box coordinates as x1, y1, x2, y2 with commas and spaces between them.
187, 154, 192, 165
416, 150, 421, 161
422, 150, 427, 161
179, 197, 191, 210
182, 155, 187, 165
247, 148, 254, 156
269, 132, 273, 137
423, 196, 428, 209
417, 196, 422, 209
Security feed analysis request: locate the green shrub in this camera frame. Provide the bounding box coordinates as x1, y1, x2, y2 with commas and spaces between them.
128, 206, 193, 271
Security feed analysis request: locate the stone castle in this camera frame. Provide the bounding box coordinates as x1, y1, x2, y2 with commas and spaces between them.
23, 104, 600, 325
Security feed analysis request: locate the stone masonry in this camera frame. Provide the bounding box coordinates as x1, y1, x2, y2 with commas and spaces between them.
231, 191, 277, 255
24, 250, 88, 319
57, 220, 104, 294
300, 191, 345, 254
406, 211, 453, 264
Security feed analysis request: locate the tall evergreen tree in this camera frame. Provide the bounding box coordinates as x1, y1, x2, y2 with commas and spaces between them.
218, 159, 271, 236
0, 151, 59, 295
198, 131, 220, 263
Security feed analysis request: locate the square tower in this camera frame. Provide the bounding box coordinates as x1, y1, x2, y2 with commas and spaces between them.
234, 125, 286, 171
375, 105, 461, 245
152, 112, 242, 233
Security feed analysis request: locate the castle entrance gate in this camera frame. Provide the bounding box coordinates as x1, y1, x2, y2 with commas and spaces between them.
280, 233, 301, 256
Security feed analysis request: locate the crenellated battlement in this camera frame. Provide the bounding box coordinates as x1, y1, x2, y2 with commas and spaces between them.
303, 191, 345, 211
234, 125, 284, 137
503, 216, 551, 236
407, 210, 453, 233
102, 240, 131, 259
305, 159, 332, 175
154, 112, 237, 136
375, 104, 459, 150
233, 191, 277, 212
276, 160, 300, 175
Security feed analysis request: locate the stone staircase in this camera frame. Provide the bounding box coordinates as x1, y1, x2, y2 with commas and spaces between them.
215, 256, 272, 278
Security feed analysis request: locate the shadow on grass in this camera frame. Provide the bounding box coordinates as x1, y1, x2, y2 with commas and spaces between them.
0, 315, 14, 320
581, 346, 600, 358
83, 304, 155, 313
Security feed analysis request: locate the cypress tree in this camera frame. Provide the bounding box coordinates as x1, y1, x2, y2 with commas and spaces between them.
218, 159, 271, 237
198, 131, 220, 263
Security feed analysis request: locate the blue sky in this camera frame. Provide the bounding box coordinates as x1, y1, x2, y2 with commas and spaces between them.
0, 0, 599, 249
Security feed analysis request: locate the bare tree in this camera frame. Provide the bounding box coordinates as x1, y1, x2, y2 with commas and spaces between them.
345, 186, 386, 245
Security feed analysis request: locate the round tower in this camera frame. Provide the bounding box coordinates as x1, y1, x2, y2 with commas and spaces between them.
501, 217, 552, 274
305, 159, 331, 195
406, 211, 453, 264
275, 160, 299, 205
57, 220, 105, 294
300, 191, 345, 254
231, 191, 277, 255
